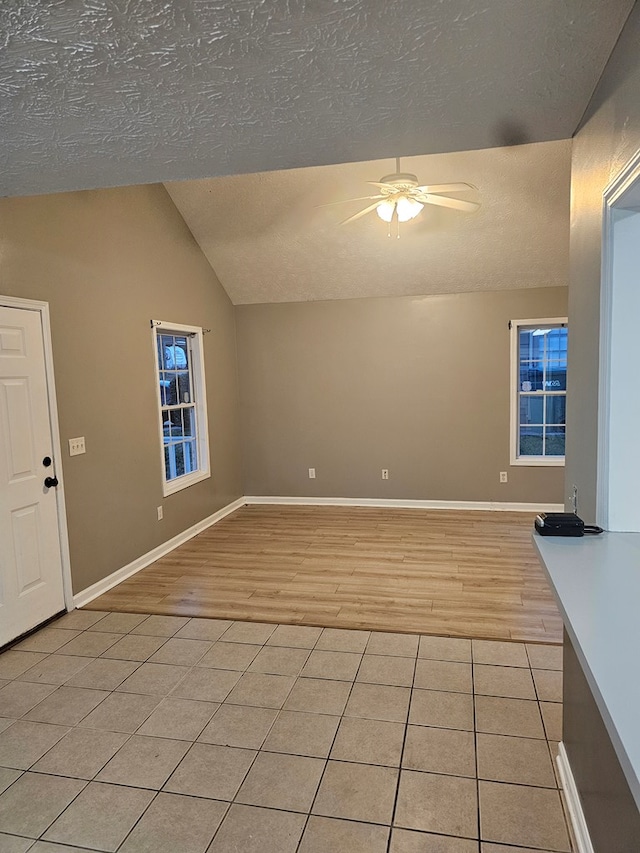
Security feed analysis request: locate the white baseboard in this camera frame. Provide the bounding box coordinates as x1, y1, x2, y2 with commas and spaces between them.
73, 497, 245, 608
244, 496, 564, 513
557, 742, 594, 853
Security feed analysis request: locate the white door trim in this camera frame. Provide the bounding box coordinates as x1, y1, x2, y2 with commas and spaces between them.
597, 147, 640, 530
0, 294, 74, 613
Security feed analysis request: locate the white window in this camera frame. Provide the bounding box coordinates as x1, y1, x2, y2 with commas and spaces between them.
152, 321, 210, 495
510, 317, 568, 466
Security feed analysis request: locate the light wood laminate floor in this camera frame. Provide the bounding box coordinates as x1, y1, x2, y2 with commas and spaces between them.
86, 506, 562, 644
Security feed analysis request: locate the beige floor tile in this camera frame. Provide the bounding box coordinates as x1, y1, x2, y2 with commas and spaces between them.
403, 725, 476, 777
418, 636, 471, 663
236, 751, 325, 812
263, 710, 339, 757
0, 772, 86, 838
17, 655, 91, 686
540, 701, 563, 741
0, 720, 69, 770
24, 686, 109, 726
137, 697, 218, 740
129, 615, 190, 637
366, 632, 419, 658
301, 650, 362, 681
206, 803, 306, 853
475, 695, 545, 739
533, 669, 563, 702
482, 844, 559, 853
115, 662, 189, 696
32, 727, 128, 779
0, 651, 48, 680
164, 742, 256, 800
391, 828, 478, 852
479, 781, 571, 851
330, 716, 405, 766
284, 677, 352, 715
526, 644, 563, 671
477, 733, 556, 787
65, 658, 140, 691
43, 781, 154, 851
220, 622, 276, 645
316, 628, 370, 653
0, 719, 11, 734
173, 618, 233, 641
118, 791, 227, 853
87, 613, 148, 634
53, 632, 122, 658
14, 628, 81, 654
299, 815, 389, 852
248, 646, 311, 676
197, 641, 261, 671
344, 683, 411, 722
198, 704, 278, 749
267, 625, 323, 649
96, 734, 190, 789
395, 770, 478, 838
0, 768, 21, 795
100, 634, 167, 661
148, 638, 212, 666
0, 832, 33, 852
472, 640, 529, 668
0, 682, 56, 718
357, 654, 415, 687
313, 760, 398, 824
473, 665, 536, 699
409, 689, 474, 731
170, 667, 241, 702
414, 659, 472, 693
225, 672, 295, 708
77, 692, 161, 733
53, 610, 109, 631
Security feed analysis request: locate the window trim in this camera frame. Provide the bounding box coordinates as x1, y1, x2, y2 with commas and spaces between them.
152, 320, 210, 496
509, 316, 567, 468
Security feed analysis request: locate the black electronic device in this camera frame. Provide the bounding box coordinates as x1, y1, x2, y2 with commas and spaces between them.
534, 513, 603, 537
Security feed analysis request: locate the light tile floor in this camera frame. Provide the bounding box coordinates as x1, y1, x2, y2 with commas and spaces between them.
0, 611, 570, 853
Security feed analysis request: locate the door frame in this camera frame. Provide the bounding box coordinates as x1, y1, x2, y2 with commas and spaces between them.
0, 294, 74, 612
597, 146, 640, 531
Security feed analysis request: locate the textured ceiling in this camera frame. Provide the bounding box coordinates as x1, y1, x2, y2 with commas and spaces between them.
165, 140, 571, 304
1, 0, 633, 198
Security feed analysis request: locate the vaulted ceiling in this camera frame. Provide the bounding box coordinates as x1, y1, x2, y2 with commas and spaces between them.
1, 2, 633, 303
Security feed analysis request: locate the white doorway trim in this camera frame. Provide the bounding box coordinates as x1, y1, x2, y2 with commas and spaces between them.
0, 294, 74, 613
597, 147, 640, 531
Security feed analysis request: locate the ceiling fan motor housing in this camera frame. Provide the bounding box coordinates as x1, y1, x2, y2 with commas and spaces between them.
379, 173, 419, 191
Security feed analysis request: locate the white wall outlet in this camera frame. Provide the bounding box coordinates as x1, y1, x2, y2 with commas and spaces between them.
571, 484, 578, 514
157, 506, 163, 521
381, 469, 389, 480
308, 468, 316, 479
68, 437, 86, 456
499, 471, 508, 483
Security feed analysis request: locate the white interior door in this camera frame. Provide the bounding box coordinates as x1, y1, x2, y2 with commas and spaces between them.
0, 305, 65, 646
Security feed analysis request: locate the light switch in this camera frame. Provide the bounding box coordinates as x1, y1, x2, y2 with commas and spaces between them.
69, 437, 86, 456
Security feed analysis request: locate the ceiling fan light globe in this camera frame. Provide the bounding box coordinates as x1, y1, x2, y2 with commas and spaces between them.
376, 200, 396, 223
396, 196, 424, 222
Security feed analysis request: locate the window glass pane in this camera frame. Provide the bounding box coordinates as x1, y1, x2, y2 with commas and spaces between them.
519, 363, 543, 392
163, 337, 188, 370
519, 426, 543, 456
545, 363, 566, 391
183, 408, 196, 438
546, 396, 566, 426
177, 370, 192, 404
519, 395, 543, 425
164, 445, 171, 480
546, 428, 566, 456
185, 440, 197, 474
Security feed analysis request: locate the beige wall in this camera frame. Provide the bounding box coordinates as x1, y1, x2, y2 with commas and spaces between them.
236, 287, 567, 503
0, 184, 242, 593
566, 3, 640, 521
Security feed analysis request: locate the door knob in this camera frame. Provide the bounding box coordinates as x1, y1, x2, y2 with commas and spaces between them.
44, 476, 59, 488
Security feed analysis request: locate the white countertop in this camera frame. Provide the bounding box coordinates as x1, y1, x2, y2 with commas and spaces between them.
533, 531, 640, 810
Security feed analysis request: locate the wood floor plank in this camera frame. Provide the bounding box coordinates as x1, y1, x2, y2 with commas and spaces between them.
85, 505, 561, 643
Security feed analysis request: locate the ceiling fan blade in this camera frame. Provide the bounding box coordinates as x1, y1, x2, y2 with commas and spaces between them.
340, 200, 386, 225
417, 194, 480, 213
317, 195, 385, 208
415, 182, 477, 194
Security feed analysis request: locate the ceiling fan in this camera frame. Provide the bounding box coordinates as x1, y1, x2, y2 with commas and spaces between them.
322, 157, 480, 235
